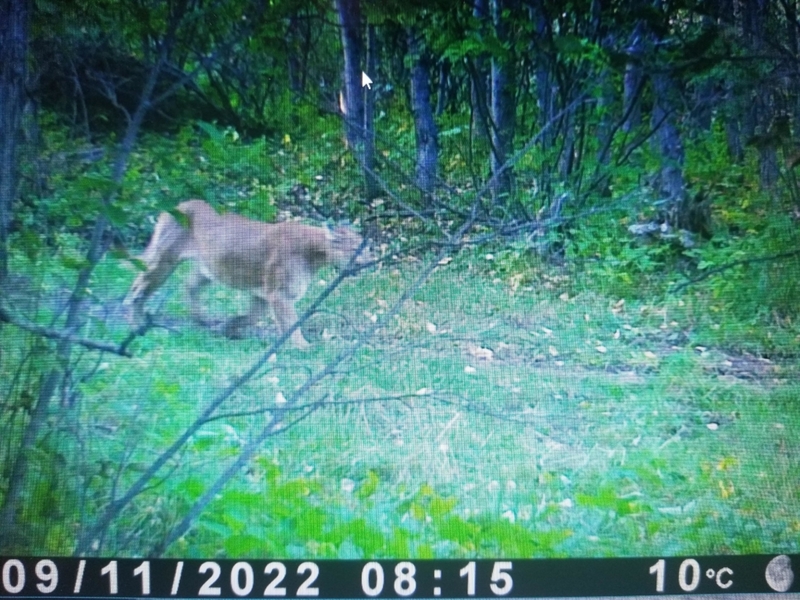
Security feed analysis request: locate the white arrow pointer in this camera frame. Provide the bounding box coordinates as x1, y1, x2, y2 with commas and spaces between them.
361, 71, 373, 89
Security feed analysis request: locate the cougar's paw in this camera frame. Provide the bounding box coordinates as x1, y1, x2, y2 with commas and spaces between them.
222, 315, 250, 339
290, 330, 311, 350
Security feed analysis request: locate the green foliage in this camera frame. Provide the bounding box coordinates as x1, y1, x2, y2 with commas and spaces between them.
3, 221, 799, 557
564, 215, 673, 298
7, 101, 800, 560
14, 119, 289, 250
171, 471, 578, 559
687, 226, 800, 350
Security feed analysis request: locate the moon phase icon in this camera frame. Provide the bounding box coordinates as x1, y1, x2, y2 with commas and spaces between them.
765, 555, 794, 593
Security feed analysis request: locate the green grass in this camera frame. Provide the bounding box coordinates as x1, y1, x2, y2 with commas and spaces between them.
3, 245, 798, 558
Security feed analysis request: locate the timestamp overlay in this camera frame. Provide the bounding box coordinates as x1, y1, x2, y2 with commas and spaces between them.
0, 555, 796, 598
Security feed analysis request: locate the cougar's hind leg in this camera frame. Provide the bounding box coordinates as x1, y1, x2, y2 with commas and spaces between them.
186, 266, 213, 325
221, 295, 268, 340
124, 212, 190, 325
247, 295, 270, 327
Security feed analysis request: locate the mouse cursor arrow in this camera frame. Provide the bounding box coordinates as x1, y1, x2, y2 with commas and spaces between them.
361, 71, 373, 89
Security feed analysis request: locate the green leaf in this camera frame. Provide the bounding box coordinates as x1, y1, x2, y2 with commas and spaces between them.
429, 495, 457, 518
77, 174, 118, 195
102, 203, 128, 226
224, 534, 272, 557
167, 208, 190, 228
357, 470, 380, 500
553, 35, 585, 57
294, 507, 327, 540
58, 251, 89, 271
18, 229, 42, 262
436, 516, 478, 544
154, 380, 181, 397
197, 121, 225, 142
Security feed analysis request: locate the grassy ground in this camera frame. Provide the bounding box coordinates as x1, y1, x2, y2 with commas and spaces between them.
3, 244, 799, 558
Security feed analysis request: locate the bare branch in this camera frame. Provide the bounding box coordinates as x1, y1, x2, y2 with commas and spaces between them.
76, 238, 374, 555
0, 306, 134, 357
671, 249, 800, 293
150, 230, 463, 556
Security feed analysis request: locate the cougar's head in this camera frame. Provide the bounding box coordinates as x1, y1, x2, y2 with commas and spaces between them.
329, 226, 374, 267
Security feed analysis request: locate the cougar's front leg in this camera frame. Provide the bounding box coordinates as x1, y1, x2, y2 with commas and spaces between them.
268, 292, 310, 349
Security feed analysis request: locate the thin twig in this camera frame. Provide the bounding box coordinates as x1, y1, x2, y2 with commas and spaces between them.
76, 240, 372, 555
0, 306, 134, 357
671, 248, 800, 293
151, 235, 464, 555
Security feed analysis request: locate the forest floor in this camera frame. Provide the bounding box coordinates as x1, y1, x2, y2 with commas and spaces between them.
3, 246, 799, 558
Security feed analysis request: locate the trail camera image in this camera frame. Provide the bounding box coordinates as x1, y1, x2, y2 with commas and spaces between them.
0, 1, 798, 598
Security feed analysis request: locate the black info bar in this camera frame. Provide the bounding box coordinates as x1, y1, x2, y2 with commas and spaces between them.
0, 555, 796, 598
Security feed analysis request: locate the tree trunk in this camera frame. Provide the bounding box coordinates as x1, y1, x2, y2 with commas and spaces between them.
740, 0, 780, 189
724, 81, 745, 162
335, 0, 364, 152
470, 0, 490, 143
690, 17, 717, 134
489, 0, 516, 204
622, 21, 644, 133
652, 72, 685, 207
435, 59, 450, 116
0, 0, 29, 281
407, 29, 439, 199
286, 14, 303, 95
528, 2, 554, 197
594, 15, 615, 170
785, 0, 800, 138
363, 23, 379, 198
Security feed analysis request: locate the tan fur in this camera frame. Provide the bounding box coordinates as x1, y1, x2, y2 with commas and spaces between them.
124, 200, 370, 348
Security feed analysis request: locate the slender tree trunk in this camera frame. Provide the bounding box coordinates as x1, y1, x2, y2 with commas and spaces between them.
489, 0, 516, 204
741, 0, 780, 189
286, 14, 303, 95
592, 21, 616, 197
559, 120, 575, 179
363, 23, 379, 198
531, 4, 553, 148
528, 2, 554, 197
724, 81, 745, 162
652, 72, 685, 207
435, 59, 450, 116
755, 91, 780, 190
644, 2, 697, 233
408, 28, 439, 199
689, 17, 717, 133
785, 0, 800, 135
692, 83, 714, 132
593, 0, 613, 172
0, 0, 29, 282
470, 0, 490, 142
335, 0, 364, 152
622, 21, 644, 133
335, 0, 378, 196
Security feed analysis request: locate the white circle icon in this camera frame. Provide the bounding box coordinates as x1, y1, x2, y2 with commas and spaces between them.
765, 555, 794, 592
